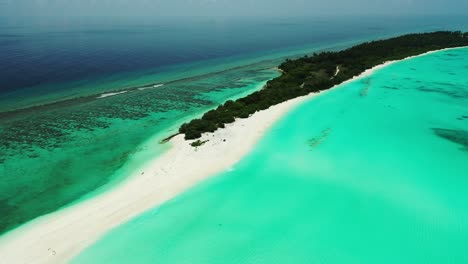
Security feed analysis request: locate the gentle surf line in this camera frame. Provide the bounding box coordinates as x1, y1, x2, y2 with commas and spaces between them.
96, 91, 128, 99
90, 83, 164, 99
137, 84, 164, 91
0, 47, 464, 264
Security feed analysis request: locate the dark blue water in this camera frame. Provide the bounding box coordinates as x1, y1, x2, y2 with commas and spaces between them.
1, 15, 467, 111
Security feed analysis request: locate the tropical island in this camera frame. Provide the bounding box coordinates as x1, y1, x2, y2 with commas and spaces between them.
179, 31, 468, 140
1, 30, 468, 264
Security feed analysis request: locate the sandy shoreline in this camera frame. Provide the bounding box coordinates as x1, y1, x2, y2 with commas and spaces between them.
0, 47, 464, 264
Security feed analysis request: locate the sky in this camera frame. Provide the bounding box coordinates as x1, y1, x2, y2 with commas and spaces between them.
0, 0, 467, 18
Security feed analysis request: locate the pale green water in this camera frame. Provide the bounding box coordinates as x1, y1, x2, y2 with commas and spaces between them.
73, 48, 468, 263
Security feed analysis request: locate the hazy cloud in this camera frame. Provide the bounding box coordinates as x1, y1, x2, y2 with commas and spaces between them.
1, 0, 467, 18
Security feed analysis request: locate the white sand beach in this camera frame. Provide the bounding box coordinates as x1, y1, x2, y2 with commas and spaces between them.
0, 47, 462, 264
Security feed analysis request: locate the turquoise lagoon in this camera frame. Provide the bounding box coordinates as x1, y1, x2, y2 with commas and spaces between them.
73, 48, 468, 263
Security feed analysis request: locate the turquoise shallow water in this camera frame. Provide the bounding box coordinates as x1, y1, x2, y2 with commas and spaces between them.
73, 48, 468, 263
2, 16, 467, 235
0, 61, 280, 234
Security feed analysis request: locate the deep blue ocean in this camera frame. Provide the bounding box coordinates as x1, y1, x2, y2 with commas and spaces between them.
1, 15, 467, 111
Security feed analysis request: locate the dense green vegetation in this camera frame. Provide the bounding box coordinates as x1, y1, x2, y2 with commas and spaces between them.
190, 139, 209, 147
180, 31, 468, 139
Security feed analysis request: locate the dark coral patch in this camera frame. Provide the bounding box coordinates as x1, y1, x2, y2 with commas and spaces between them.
432, 128, 468, 149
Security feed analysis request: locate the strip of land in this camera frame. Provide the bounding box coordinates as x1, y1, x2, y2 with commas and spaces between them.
0, 46, 466, 264
179, 31, 468, 139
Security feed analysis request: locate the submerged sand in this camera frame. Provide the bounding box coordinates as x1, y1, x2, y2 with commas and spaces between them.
0, 48, 462, 264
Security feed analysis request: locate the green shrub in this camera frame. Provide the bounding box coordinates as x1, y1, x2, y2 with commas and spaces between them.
190, 140, 208, 147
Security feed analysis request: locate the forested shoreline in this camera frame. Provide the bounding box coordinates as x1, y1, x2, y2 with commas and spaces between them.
180, 31, 468, 140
